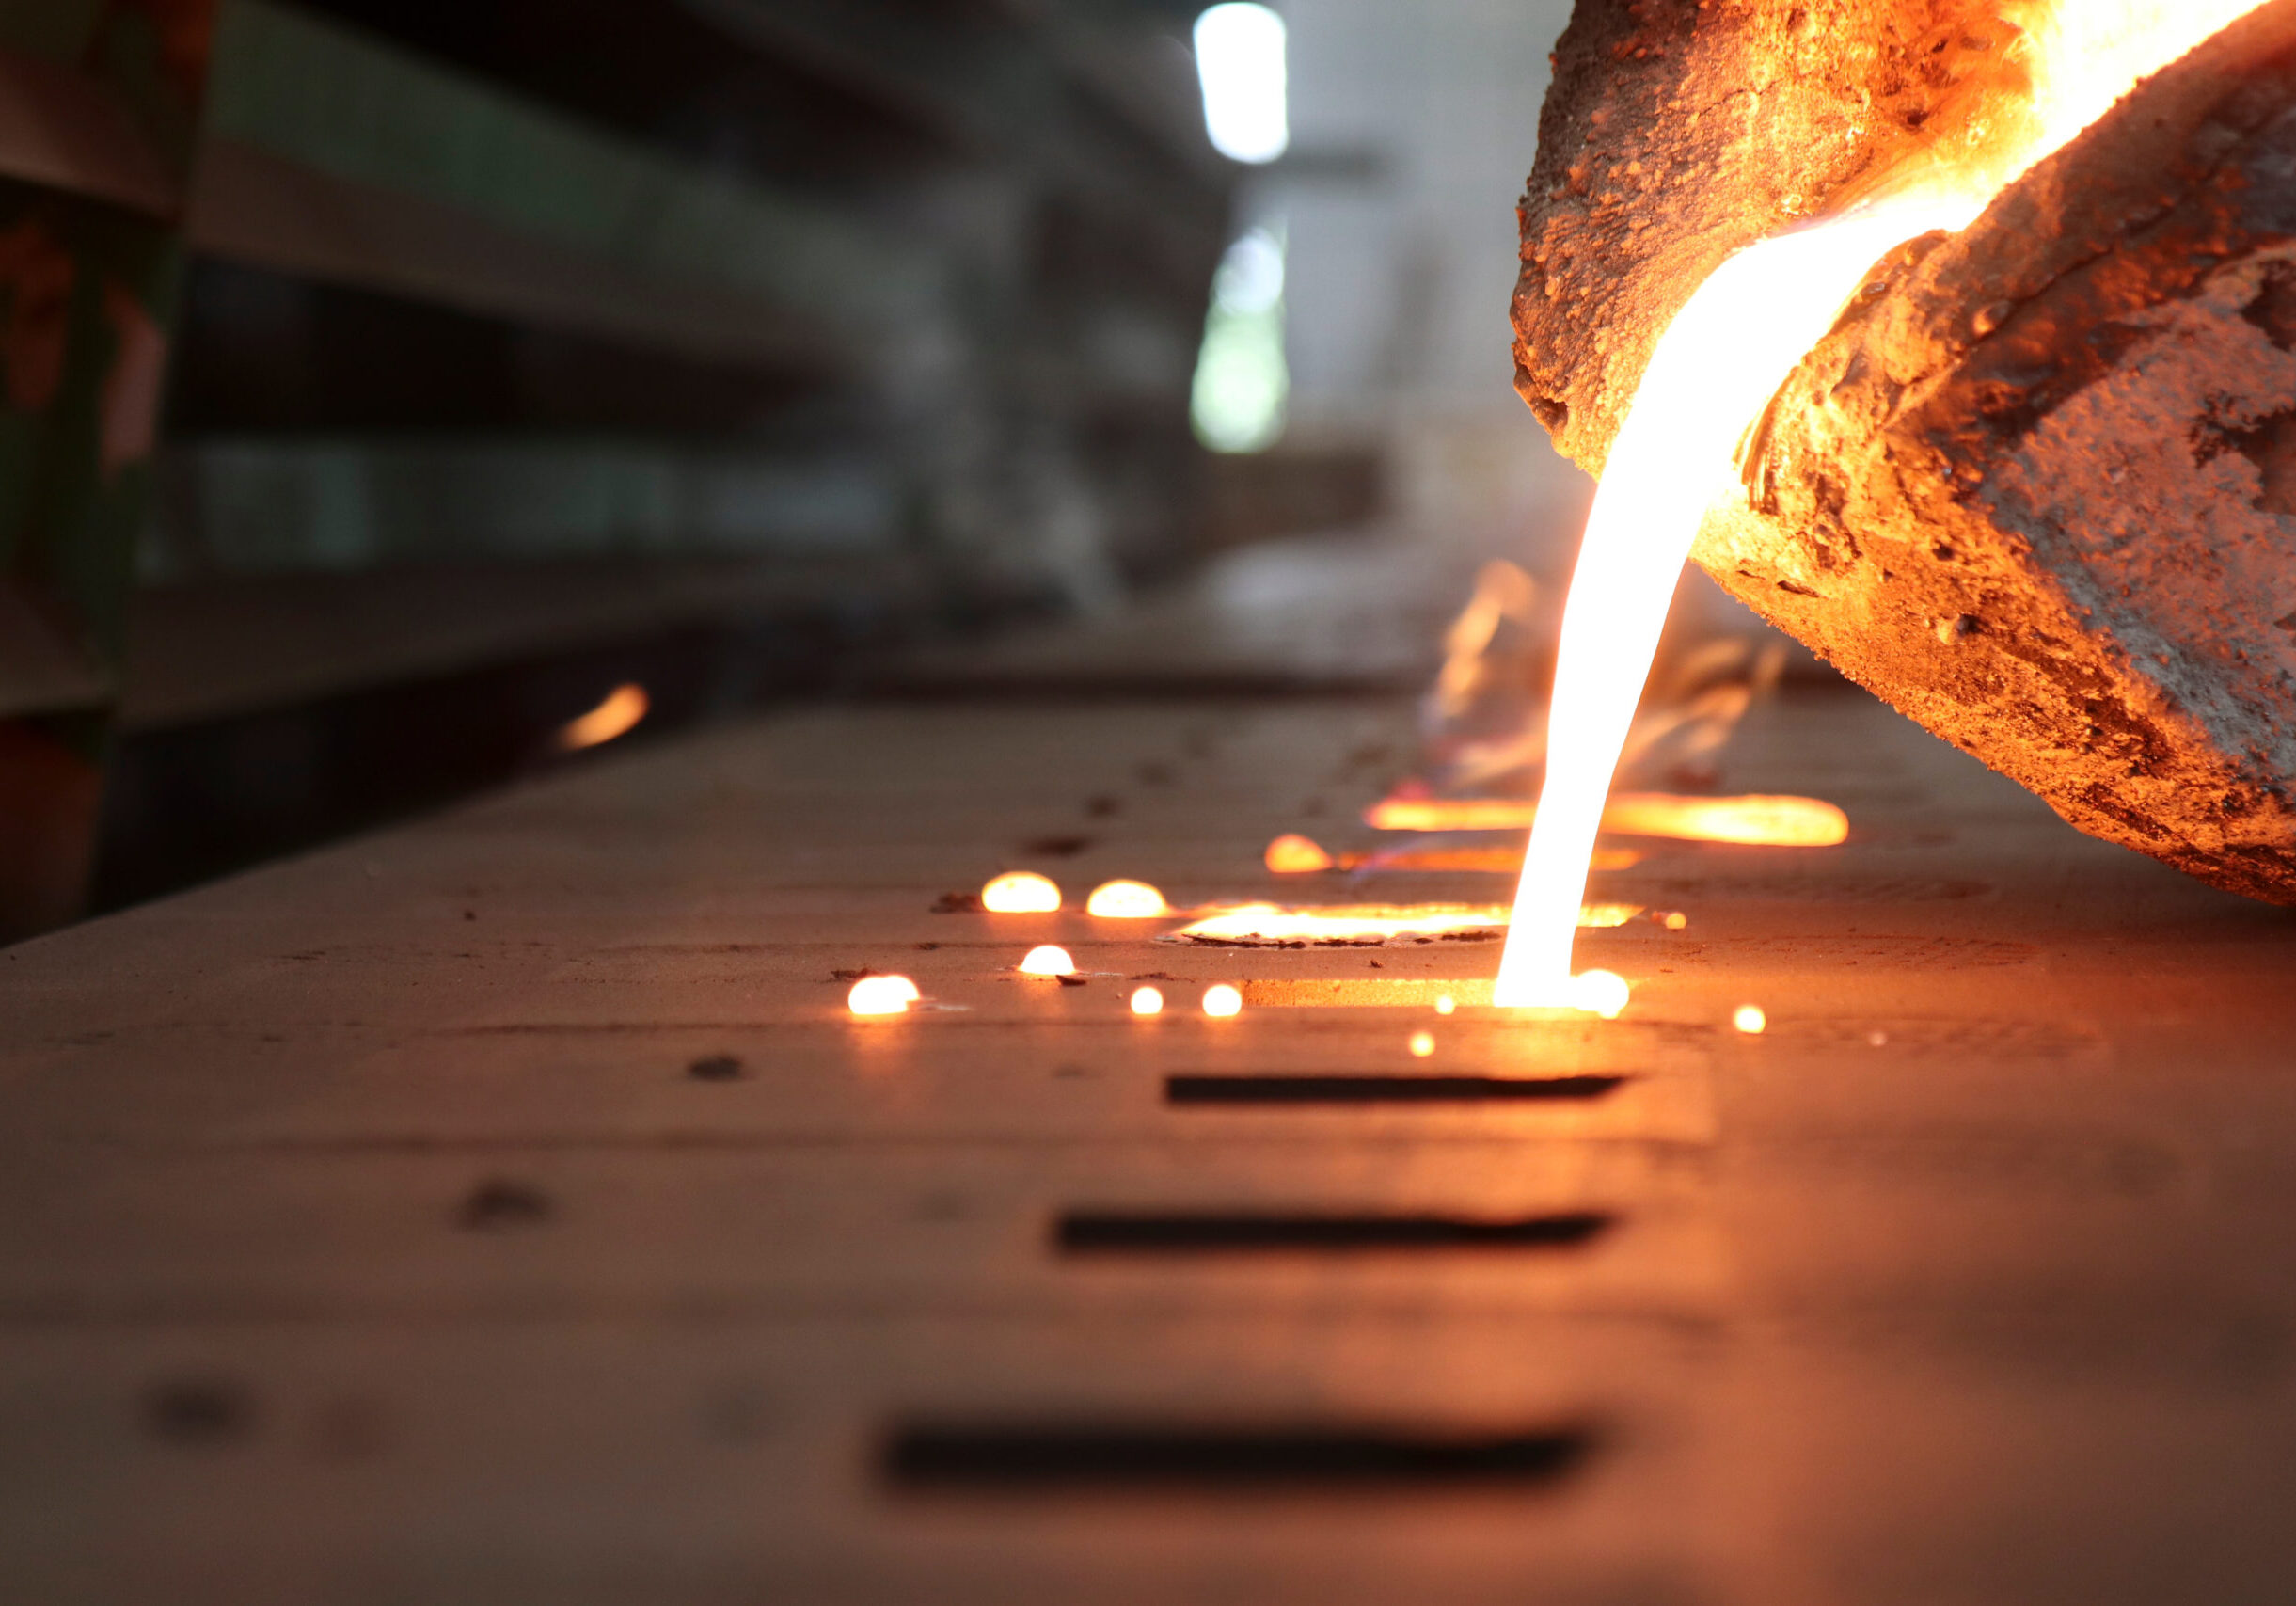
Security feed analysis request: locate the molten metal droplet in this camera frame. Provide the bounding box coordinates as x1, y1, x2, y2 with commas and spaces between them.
1201, 984, 1243, 1018
1131, 986, 1164, 1016
1019, 945, 1076, 977
982, 872, 1061, 913
1734, 1004, 1768, 1035
1568, 971, 1630, 1020
1264, 834, 1335, 874
1409, 1031, 1435, 1057
848, 976, 921, 1016
1086, 880, 1169, 918
556, 683, 648, 752
1434, 994, 1457, 1016
1662, 911, 1689, 931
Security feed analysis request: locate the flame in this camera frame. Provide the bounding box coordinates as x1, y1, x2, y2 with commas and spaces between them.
1368, 792, 1846, 845
1086, 880, 1170, 917
1169, 901, 1641, 946
1493, 1, 2264, 1009
848, 975, 921, 1016
1264, 834, 1335, 873
556, 683, 647, 752
982, 872, 1062, 913
1019, 945, 1076, 976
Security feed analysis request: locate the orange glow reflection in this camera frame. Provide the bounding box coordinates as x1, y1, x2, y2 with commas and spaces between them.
1368, 792, 1846, 846
1343, 845, 1641, 874
1169, 901, 1641, 946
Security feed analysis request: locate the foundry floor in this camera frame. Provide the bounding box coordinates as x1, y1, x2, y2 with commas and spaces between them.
5, 541, 2296, 1603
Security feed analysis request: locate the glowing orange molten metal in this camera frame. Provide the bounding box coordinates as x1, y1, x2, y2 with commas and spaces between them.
1086, 880, 1170, 917
982, 872, 1062, 913
1367, 792, 1846, 846
1494, 0, 2266, 1010
1019, 945, 1076, 976
848, 976, 920, 1016
1170, 901, 1641, 946
1264, 834, 1335, 873
556, 683, 648, 752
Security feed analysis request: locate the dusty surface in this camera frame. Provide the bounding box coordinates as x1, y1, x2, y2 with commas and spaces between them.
1518, 1, 2296, 902
3, 602, 2296, 1600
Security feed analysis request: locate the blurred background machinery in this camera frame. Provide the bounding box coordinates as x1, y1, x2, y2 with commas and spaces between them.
0, 0, 1581, 940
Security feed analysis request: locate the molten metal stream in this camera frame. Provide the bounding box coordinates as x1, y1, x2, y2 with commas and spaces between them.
1494, 0, 2266, 1009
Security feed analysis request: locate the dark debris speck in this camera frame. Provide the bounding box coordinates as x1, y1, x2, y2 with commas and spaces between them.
457, 1178, 553, 1231
144, 1377, 254, 1446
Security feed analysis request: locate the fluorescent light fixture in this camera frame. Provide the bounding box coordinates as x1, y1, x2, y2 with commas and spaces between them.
1194, 4, 1288, 164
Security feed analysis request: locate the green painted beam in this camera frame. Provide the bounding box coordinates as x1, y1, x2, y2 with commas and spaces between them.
201, 1, 930, 342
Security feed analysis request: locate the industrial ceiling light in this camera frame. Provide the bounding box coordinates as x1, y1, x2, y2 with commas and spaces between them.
1193, 3, 1288, 165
